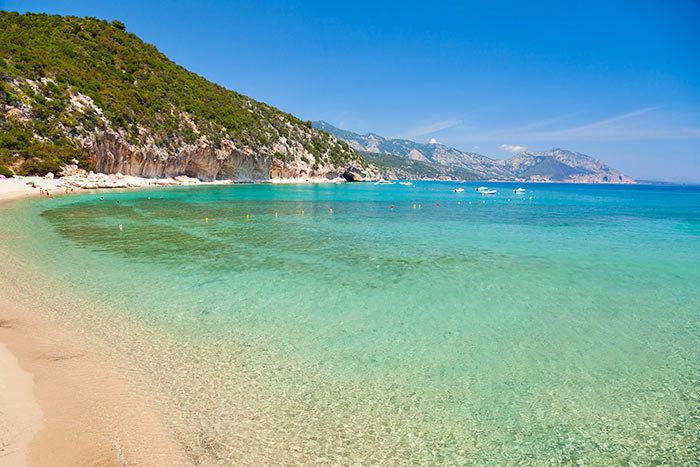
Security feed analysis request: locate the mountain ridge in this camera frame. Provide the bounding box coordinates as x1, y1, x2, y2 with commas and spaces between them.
314, 120, 635, 183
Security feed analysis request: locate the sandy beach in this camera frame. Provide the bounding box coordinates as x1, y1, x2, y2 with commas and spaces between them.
0, 173, 346, 466
0, 183, 187, 466
0, 176, 68, 201
0, 341, 41, 466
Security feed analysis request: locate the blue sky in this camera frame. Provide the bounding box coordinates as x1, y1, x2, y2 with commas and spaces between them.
2, 0, 699, 181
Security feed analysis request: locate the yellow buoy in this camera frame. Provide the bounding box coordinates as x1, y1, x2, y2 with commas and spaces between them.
302, 210, 305, 215
205, 217, 208, 222
413, 204, 416, 208
246, 214, 250, 219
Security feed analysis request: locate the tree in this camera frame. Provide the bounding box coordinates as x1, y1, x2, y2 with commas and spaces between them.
111, 19, 125, 31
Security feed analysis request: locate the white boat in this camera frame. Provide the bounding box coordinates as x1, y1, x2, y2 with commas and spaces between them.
453, 188, 464, 192
375, 179, 396, 185
481, 190, 497, 195
513, 188, 526, 193
476, 186, 489, 192
399, 181, 413, 186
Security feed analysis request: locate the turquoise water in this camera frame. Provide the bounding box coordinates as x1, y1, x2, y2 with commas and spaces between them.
1, 182, 699, 464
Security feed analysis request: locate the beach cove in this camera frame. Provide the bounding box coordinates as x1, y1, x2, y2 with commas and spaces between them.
1, 181, 699, 465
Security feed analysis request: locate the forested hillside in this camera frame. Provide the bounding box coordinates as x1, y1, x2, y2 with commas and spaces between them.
0, 12, 372, 180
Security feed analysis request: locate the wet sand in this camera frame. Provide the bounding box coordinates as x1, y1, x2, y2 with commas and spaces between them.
0, 341, 41, 466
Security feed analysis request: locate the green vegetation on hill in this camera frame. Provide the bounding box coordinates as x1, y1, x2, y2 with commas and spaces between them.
0, 11, 361, 176
0, 118, 93, 176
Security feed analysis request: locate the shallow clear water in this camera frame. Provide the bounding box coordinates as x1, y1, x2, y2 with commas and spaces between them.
2, 182, 699, 464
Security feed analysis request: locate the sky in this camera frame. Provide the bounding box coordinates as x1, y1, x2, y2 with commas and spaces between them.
2, 0, 699, 181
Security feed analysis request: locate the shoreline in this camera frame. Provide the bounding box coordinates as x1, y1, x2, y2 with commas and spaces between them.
0, 192, 188, 466
0, 172, 645, 204
0, 173, 353, 200
0, 174, 679, 466
0, 172, 349, 466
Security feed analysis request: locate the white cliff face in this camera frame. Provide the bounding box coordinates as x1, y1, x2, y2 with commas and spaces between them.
428, 144, 512, 179
4, 78, 380, 182
406, 149, 430, 162
82, 126, 379, 182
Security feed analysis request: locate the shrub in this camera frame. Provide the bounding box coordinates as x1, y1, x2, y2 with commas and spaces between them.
0, 127, 33, 150
0, 164, 13, 177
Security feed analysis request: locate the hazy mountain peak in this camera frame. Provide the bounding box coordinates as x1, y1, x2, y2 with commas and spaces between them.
314, 121, 634, 183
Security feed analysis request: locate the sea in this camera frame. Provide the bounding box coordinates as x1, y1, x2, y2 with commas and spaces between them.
1, 181, 698, 464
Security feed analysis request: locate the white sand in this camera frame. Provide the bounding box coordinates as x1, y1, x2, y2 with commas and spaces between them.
0, 176, 69, 200
0, 173, 346, 202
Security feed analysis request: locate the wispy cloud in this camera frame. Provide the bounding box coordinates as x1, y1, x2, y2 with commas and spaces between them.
453, 107, 700, 142
501, 144, 527, 153
542, 107, 655, 138
507, 112, 581, 132
396, 120, 462, 139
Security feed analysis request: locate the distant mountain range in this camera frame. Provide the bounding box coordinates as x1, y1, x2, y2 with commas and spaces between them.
313, 121, 635, 183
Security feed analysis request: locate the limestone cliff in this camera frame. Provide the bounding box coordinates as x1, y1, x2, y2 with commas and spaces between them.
1, 77, 378, 181
80, 116, 377, 182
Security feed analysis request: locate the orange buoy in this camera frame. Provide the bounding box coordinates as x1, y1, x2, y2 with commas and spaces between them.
436, 203, 439, 207
390, 205, 394, 209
